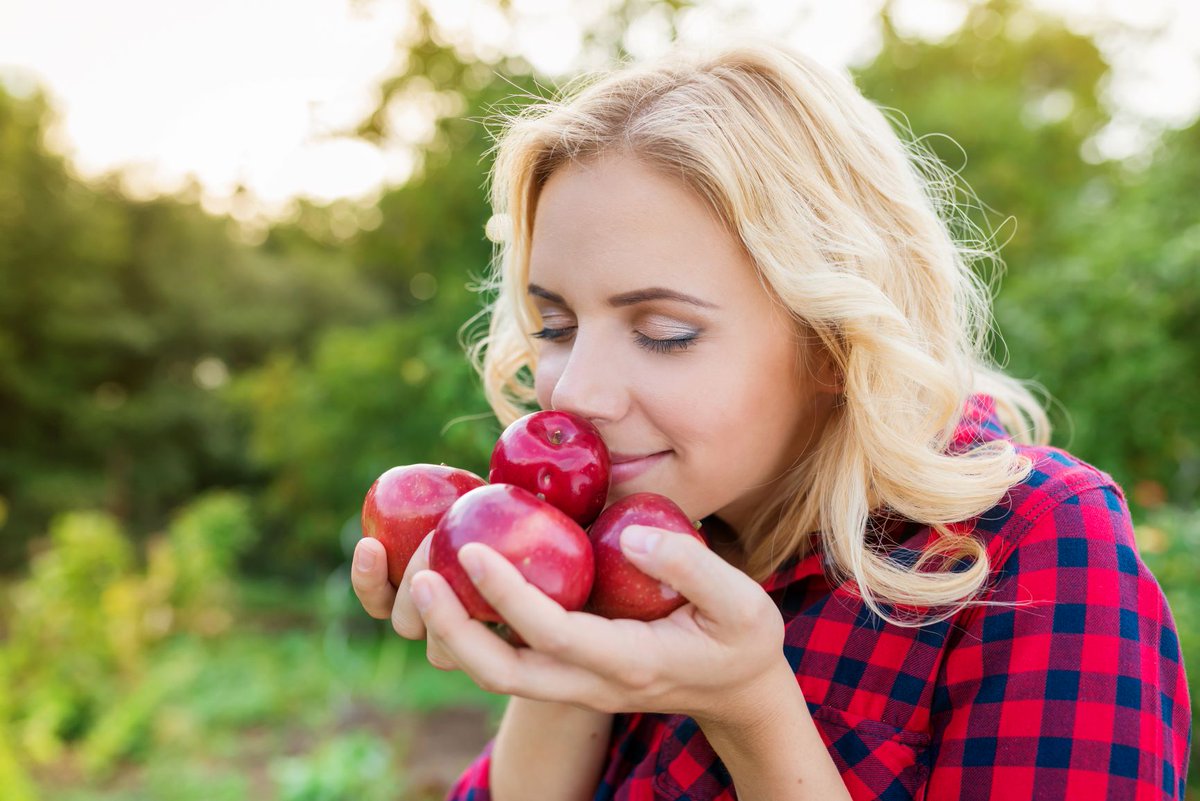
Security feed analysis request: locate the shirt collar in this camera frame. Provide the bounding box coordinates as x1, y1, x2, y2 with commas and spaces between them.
946, 392, 1010, 453
758, 393, 1009, 593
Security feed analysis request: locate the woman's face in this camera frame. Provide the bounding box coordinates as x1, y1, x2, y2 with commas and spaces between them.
528, 154, 838, 531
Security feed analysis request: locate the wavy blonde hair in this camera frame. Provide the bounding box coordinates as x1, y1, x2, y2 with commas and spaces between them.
467, 39, 1050, 627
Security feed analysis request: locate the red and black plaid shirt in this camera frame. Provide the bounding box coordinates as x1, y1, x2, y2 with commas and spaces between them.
447, 395, 1192, 799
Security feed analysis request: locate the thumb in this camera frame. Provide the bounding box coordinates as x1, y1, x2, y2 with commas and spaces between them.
619, 525, 763, 626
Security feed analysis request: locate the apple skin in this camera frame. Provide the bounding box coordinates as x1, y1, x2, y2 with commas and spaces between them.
361, 464, 486, 586
488, 410, 611, 528
429, 483, 595, 623
586, 493, 707, 621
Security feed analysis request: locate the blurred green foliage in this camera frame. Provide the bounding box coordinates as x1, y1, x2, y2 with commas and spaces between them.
0, 0, 1196, 797
1138, 507, 1200, 685
1, 493, 257, 776
270, 733, 401, 801
0, 90, 390, 571
857, 0, 1200, 506
229, 315, 497, 572
0, 494, 501, 798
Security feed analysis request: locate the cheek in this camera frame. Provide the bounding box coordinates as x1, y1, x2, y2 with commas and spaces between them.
686, 352, 803, 459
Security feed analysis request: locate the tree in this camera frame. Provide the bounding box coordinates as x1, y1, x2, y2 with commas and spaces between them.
855, 0, 1198, 509
0, 87, 389, 570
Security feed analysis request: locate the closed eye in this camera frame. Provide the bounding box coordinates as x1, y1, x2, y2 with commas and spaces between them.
532, 326, 574, 342
634, 332, 696, 353
531, 326, 697, 354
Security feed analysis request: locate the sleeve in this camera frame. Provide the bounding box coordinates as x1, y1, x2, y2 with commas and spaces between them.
445, 740, 494, 801
925, 482, 1192, 799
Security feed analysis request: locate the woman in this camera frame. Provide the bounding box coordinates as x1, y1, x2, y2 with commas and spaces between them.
351, 40, 1190, 799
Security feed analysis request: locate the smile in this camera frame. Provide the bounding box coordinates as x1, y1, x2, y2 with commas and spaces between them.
610, 451, 671, 485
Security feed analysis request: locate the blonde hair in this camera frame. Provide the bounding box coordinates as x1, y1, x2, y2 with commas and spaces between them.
467, 39, 1050, 627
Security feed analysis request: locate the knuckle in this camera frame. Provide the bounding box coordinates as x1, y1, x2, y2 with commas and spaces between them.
591, 696, 618, 715
728, 598, 761, 628
617, 661, 657, 692
757, 595, 784, 626
426, 642, 456, 671
762, 612, 785, 645
353, 586, 395, 621
477, 668, 513, 696
742, 599, 783, 640
391, 608, 423, 639
529, 626, 570, 656
351, 575, 391, 606
591, 693, 628, 715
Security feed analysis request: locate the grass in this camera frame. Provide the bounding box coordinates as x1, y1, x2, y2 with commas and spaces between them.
26, 577, 505, 801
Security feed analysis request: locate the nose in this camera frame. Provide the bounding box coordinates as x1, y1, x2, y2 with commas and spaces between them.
546, 330, 629, 423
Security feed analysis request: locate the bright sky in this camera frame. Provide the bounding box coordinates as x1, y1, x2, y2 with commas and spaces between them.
1, 0, 1197, 221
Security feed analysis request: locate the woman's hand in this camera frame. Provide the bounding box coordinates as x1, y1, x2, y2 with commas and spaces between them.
350, 533, 477, 672
408, 525, 790, 727
350, 533, 426, 632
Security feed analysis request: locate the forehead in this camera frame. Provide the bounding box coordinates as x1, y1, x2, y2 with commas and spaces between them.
527, 154, 751, 298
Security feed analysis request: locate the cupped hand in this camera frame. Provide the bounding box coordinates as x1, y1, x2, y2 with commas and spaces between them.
350, 533, 462, 670
408, 525, 789, 724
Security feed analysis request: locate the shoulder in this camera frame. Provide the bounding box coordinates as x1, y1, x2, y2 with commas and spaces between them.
949, 444, 1180, 665
931, 394, 1135, 567
892, 442, 1137, 588
924, 447, 1192, 799
969, 443, 1135, 569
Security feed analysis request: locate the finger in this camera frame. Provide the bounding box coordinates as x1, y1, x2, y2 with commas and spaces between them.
411, 568, 525, 689
405, 565, 460, 666
350, 538, 396, 619
425, 630, 460, 672
412, 569, 605, 702
619, 525, 768, 629
391, 532, 435, 639
455, 543, 658, 684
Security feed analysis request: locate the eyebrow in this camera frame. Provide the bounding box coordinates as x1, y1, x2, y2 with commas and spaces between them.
527, 283, 718, 310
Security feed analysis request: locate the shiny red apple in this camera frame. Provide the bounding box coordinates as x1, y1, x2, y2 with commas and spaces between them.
488, 410, 611, 527
361, 464, 486, 586
586, 492, 706, 621
429, 483, 595, 623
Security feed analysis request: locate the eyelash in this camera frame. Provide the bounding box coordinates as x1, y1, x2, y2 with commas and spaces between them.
635, 332, 696, 353
532, 326, 697, 354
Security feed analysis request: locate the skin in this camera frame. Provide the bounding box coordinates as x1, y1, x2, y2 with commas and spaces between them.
351, 153, 850, 800
527, 154, 838, 533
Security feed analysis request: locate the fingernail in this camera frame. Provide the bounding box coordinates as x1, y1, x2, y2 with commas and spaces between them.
355, 545, 377, 572
411, 579, 432, 612
622, 525, 659, 555
459, 547, 485, 583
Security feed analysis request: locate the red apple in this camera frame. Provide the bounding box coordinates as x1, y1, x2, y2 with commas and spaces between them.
586, 492, 706, 621
361, 464, 485, 586
489, 410, 611, 527
430, 483, 595, 623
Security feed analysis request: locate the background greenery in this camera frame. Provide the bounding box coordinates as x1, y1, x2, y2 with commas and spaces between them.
1, 0, 1196, 798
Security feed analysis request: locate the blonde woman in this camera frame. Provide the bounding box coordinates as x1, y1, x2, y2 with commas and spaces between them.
351, 40, 1191, 799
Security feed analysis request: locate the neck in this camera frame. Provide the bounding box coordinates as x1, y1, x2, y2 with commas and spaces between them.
700, 514, 748, 569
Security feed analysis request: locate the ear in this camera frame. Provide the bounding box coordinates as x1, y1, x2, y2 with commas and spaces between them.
811, 346, 844, 396
798, 326, 844, 396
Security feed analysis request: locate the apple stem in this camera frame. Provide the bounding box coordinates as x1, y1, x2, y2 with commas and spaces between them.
549, 430, 563, 445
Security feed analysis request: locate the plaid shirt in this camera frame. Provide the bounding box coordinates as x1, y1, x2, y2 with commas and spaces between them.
447, 395, 1192, 799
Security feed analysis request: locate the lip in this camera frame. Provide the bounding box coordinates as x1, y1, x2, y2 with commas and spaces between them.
609, 451, 670, 485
